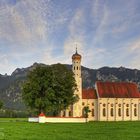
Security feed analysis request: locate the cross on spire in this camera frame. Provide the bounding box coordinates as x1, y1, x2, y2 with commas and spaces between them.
75, 43, 78, 54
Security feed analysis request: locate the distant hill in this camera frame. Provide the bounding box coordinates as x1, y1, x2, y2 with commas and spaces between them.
0, 63, 140, 110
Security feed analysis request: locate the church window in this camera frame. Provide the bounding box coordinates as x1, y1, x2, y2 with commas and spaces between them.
69, 111, 72, 117
134, 108, 137, 116
118, 104, 121, 107
126, 108, 129, 116
77, 66, 78, 70
103, 104, 106, 107
111, 104, 113, 107
134, 104, 137, 107
63, 111, 66, 117
74, 66, 75, 70
82, 102, 85, 106
92, 109, 94, 117
126, 104, 129, 107
111, 108, 114, 116
103, 108, 106, 117
92, 103, 94, 106
118, 108, 121, 116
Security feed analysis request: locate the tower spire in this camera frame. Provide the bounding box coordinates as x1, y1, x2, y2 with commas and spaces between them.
72, 43, 82, 117
72, 43, 81, 60
75, 43, 78, 54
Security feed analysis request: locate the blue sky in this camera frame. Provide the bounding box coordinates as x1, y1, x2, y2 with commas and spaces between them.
0, 0, 140, 74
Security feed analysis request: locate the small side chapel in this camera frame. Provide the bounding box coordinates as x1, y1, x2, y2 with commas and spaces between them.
61, 49, 140, 121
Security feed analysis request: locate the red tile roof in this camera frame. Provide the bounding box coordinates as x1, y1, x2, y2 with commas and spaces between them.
96, 81, 140, 98
82, 88, 97, 99
39, 113, 45, 117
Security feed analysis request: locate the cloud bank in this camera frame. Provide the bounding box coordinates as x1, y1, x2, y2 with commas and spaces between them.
0, 0, 140, 74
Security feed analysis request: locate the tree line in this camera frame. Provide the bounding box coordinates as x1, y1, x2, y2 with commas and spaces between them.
0, 64, 92, 118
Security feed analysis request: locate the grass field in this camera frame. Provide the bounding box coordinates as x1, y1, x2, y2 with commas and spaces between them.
0, 118, 140, 140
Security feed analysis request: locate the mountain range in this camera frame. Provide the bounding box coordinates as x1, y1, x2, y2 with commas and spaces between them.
0, 63, 140, 110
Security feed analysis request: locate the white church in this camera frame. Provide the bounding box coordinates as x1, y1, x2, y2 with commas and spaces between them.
30, 49, 140, 123
61, 49, 140, 121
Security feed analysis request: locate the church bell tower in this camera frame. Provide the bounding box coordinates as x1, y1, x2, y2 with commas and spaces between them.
72, 48, 82, 117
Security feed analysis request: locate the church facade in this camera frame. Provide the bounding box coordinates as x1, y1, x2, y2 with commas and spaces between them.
62, 50, 140, 121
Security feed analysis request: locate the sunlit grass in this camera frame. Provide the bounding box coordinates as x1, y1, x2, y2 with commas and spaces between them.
0, 119, 140, 140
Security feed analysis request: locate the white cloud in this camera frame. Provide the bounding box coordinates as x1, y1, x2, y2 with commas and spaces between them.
104, 38, 140, 69
90, 0, 140, 42
0, 0, 52, 74
128, 40, 140, 52
92, 5, 109, 46
126, 39, 140, 68
64, 8, 86, 56
0, 0, 72, 74
0, 0, 49, 51
92, 0, 99, 18
0, 54, 16, 74
41, 44, 70, 65
0, 0, 140, 74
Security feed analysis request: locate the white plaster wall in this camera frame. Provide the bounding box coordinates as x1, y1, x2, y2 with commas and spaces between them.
123, 99, 130, 121
82, 99, 98, 121
45, 117, 86, 123
131, 99, 139, 121
28, 117, 39, 122
115, 99, 123, 121
38, 116, 86, 123
31, 97, 140, 123
72, 58, 82, 117
98, 98, 140, 121
107, 98, 115, 121
138, 100, 140, 120
39, 116, 46, 123
98, 98, 107, 121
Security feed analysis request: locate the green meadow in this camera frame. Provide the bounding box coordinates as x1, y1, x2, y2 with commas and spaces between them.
0, 118, 140, 140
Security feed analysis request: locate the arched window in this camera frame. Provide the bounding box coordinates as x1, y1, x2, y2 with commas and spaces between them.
69, 111, 72, 117
63, 111, 66, 117
111, 108, 114, 116
118, 108, 121, 117
74, 66, 75, 70
103, 108, 106, 117
134, 108, 137, 116
92, 109, 94, 117
77, 66, 78, 70
126, 108, 129, 116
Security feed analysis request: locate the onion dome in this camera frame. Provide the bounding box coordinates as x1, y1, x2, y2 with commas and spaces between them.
72, 48, 82, 60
